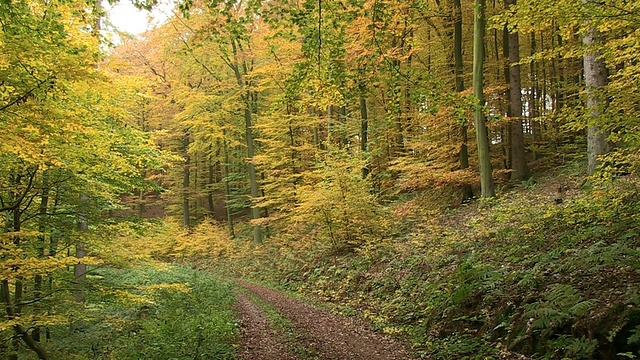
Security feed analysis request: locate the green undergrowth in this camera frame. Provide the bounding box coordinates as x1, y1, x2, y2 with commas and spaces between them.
40, 264, 238, 360
213, 172, 640, 359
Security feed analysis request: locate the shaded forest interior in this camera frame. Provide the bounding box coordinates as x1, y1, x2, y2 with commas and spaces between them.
1, 0, 640, 358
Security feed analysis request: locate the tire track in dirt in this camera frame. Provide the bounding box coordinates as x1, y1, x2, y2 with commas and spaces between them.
235, 281, 418, 360
233, 289, 299, 360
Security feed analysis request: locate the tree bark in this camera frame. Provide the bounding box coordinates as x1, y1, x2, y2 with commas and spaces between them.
473, 0, 495, 197
33, 173, 50, 342
505, 0, 530, 181
183, 134, 191, 228
244, 107, 263, 244
74, 193, 88, 303
583, 1, 609, 174
454, 0, 468, 171
1, 281, 49, 359
453, 0, 473, 200
229, 37, 262, 244
360, 94, 369, 179
207, 151, 215, 215
222, 130, 235, 238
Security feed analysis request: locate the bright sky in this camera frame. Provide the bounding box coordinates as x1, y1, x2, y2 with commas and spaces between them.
105, 0, 175, 35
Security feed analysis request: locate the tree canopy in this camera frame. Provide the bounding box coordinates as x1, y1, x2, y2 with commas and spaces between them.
2, 0, 640, 357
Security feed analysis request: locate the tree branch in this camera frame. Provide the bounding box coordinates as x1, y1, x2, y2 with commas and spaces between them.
0, 77, 54, 112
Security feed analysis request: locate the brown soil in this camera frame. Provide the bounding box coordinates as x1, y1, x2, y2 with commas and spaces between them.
234, 281, 419, 360
233, 289, 298, 360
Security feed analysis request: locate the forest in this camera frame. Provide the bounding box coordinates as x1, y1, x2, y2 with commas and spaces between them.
1, 0, 639, 358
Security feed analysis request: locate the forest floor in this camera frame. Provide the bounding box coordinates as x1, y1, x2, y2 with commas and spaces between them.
234, 280, 419, 360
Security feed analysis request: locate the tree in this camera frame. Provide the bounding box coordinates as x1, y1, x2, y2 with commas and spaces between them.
0, 1, 170, 357
504, 0, 530, 181
582, 0, 609, 175
473, 0, 496, 197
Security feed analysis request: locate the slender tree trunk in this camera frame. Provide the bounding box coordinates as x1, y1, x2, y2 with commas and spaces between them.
502, 24, 512, 168
454, 0, 467, 168
10, 189, 24, 358
74, 193, 88, 303
183, 134, 190, 228
583, 0, 609, 174
229, 37, 262, 244
48, 191, 60, 293
529, 31, 540, 160
326, 105, 333, 153
208, 146, 216, 215
33, 173, 49, 342
360, 93, 369, 178
1, 280, 49, 359
74, 0, 102, 304
310, 106, 322, 150
473, 0, 495, 197
393, 58, 404, 154
138, 190, 144, 218
493, 0, 501, 83
313, 125, 321, 150
505, 0, 529, 180
404, 29, 414, 139
453, 0, 473, 200
243, 106, 262, 244
338, 105, 347, 146
287, 107, 299, 196
12, 196, 23, 317
222, 129, 235, 238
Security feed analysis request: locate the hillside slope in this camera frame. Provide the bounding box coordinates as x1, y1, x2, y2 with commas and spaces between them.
205, 168, 640, 359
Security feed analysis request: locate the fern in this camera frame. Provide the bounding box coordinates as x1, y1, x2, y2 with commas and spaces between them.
521, 284, 595, 330
628, 325, 640, 345
548, 335, 598, 359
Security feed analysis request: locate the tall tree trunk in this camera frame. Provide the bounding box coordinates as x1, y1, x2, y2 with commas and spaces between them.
583, 0, 609, 174
183, 134, 190, 228
454, 0, 467, 169
311, 106, 322, 150
502, 24, 512, 169
74, 193, 88, 303
393, 57, 404, 154
453, 0, 473, 200
360, 92, 369, 179
473, 0, 495, 197
338, 105, 347, 146
33, 173, 49, 342
287, 106, 299, 196
138, 190, 144, 218
74, 0, 102, 304
222, 129, 235, 238
48, 191, 61, 291
326, 105, 333, 153
244, 106, 262, 244
529, 31, 540, 160
505, 0, 529, 181
207, 149, 216, 215
229, 37, 262, 244
493, 0, 501, 83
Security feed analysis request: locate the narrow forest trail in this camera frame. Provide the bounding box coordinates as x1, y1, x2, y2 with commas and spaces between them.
234, 281, 419, 360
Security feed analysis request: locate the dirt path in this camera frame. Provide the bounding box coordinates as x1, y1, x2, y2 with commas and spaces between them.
233, 289, 299, 360
234, 281, 418, 360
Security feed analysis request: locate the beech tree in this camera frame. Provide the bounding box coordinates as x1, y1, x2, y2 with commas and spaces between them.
504, 0, 530, 181
473, 0, 496, 197
0, 1, 170, 357
99, 0, 640, 250
582, 0, 609, 175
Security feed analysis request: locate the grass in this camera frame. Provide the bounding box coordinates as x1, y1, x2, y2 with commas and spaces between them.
36, 264, 239, 360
